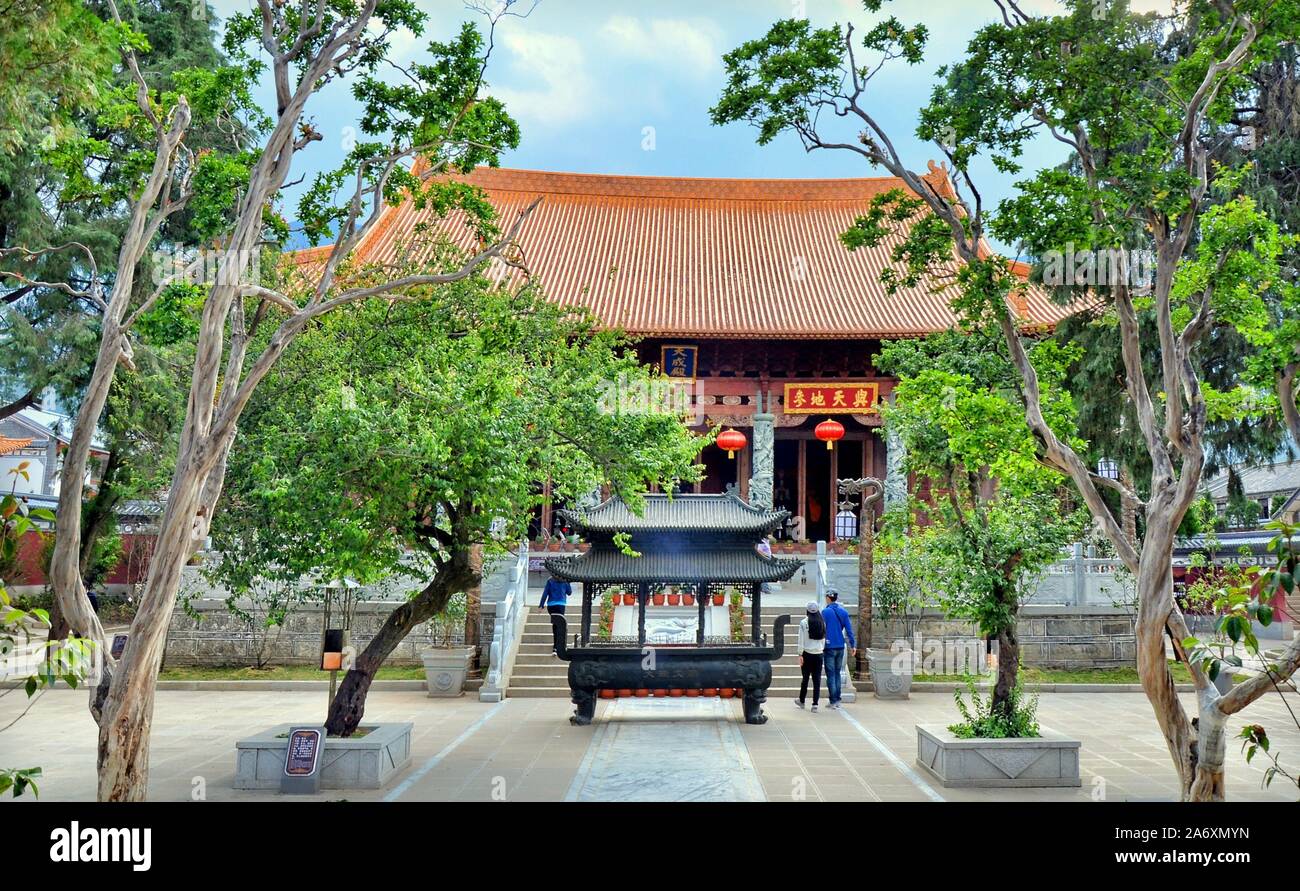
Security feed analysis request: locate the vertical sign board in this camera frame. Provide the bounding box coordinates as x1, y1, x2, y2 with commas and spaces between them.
110, 634, 128, 660
281, 726, 327, 794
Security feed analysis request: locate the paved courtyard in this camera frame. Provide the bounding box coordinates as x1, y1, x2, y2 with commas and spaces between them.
2, 688, 1298, 802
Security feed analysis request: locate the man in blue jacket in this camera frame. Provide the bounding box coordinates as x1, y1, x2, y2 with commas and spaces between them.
539, 574, 572, 655
821, 589, 856, 709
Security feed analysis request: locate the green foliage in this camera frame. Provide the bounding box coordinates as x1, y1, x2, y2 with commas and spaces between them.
1183, 520, 1294, 683
949, 680, 1040, 739
877, 333, 1085, 719
210, 277, 704, 598
1239, 724, 1299, 796
427, 591, 467, 649
1, 475, 94, 798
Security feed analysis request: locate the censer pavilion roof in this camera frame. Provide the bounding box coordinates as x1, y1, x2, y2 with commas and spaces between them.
545, 494, 800, 585
557, 493, 789, 536
544, 546, 802, 585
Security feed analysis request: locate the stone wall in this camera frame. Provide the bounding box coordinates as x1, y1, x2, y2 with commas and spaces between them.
161, 556, 525, 669
164, 598, 468, 667
872, 608, 1136, 671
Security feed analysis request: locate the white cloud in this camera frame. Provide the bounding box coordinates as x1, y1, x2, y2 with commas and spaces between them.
492, 30, 599, 129
600, 16, 724, 80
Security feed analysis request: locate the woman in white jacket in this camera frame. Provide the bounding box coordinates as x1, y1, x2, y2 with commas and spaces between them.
795, 601, 827, 711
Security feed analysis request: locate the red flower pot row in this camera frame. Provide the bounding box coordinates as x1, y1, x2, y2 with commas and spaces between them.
602, 688, 745, 699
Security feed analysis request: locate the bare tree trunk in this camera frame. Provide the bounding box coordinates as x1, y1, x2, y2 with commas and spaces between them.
324, 556, 478, 737
992, 624, 1019, 718
1120, 464, 1137, 548
1132, 515, 1198, 798
95, 458, 205, 800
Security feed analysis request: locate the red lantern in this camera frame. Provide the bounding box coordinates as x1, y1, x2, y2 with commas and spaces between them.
815, 418, 845, 450
717, 428, 747, 459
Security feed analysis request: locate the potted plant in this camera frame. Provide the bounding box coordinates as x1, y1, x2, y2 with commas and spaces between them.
682, 587, 695, 607
711, 587, 725, 607
420, 592, 474, 697
667, 585, 681, 606
622, 591, 636, 606
598, 591, 615, 642
729, 588, 745, 642
868, 539, 927, 699
651, 585, 666, 606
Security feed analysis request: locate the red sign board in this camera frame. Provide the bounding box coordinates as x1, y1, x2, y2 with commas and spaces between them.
783, 382, 879, 415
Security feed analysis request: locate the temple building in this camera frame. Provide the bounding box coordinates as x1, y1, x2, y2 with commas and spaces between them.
293, 163, 1072, 542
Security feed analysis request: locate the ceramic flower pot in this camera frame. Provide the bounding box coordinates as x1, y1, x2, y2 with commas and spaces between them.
600, 689, 616, 699
711, 593, 725, 606
685, 689, 700, 697
667, 593, 681, 606
703, 688, 717, 697
635, 688, 649, 697
653, 688, 667, 697
618, 688, 633, 698
622, 593, 636, 606
669, 689, 684, 697
683, 593, 695, 606
719, 688, 734, 699
652, 594, 666, 606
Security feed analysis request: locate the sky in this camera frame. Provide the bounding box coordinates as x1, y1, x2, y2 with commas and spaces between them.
208, 0, 1173, 254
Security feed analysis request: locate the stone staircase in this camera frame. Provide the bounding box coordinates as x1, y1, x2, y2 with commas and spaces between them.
505, 605, 859, 701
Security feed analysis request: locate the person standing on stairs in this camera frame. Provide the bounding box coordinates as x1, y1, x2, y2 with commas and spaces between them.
821, 589, 856, 710
795, 601, 826, 712
539, 573, 572, 656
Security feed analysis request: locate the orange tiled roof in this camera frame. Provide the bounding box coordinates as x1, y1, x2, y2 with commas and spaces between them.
0, 436, 33, 457
294, 164, 1074, 339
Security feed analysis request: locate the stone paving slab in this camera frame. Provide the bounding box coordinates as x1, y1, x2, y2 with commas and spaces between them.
2, 687, 1298, 802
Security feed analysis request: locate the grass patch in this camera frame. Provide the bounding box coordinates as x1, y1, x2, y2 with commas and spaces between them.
158, 665, 427, 681
914, 663, 1207, 685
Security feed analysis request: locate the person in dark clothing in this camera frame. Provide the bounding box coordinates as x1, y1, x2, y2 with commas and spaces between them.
84, 582, 100, 615
539, 574, 572, 655
795, 601, 827, 711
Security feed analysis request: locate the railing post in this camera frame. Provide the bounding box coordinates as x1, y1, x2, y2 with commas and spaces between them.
1073, 542, 1085, 606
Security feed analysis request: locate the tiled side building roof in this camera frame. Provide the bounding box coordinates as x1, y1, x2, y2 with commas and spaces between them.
289, 163, 1075, 340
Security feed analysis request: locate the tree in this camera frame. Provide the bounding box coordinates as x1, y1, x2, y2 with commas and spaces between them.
0, 470, 93, 797
211, 282, 703, 736
876, 332, 1086, 721
3, 0, 551, 800
712, 0, 1300, 799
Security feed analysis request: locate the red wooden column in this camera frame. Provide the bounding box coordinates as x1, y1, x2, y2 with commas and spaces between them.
796, 439, 807, 540
828, 443, 839, 542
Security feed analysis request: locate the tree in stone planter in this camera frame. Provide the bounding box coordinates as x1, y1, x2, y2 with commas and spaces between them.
876, 335, 1087, 725
10, 0, 548, 800
712, 0, 1300, 799
212, 282, 704, 736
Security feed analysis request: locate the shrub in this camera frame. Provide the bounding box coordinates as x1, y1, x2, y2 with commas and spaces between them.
949, 680, 1040, 739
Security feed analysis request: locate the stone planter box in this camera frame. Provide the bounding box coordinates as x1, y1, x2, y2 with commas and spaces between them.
915, 724, 1081, 788
867, 647, 914, 700
234, 722, 412, 791
422, 647, 474, 697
